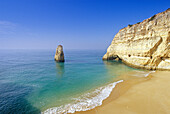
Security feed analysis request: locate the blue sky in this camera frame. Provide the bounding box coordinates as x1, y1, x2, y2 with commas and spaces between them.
0, 0, 169, 50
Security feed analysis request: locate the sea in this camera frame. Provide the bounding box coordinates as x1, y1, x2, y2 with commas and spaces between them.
0, 49, 147, 114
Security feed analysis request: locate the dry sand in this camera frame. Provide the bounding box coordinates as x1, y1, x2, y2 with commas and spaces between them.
75, 71, 170, 114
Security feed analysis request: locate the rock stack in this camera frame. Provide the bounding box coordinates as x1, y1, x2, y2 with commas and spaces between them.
54, 45, 65, 62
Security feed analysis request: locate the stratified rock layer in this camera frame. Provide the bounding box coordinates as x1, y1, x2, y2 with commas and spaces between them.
103, 9, 170, 70
55, 45, 65, 62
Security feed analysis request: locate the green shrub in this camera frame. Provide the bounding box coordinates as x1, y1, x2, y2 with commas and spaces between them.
128, 24, 133, 27
148, 15, 156, 22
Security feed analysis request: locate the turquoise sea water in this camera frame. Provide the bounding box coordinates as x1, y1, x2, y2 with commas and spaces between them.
0, 49, 139, 113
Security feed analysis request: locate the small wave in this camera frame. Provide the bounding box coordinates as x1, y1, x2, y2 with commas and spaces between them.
144, 71, 155, 77
132, 71, 155, 77
42, 80, 123, 114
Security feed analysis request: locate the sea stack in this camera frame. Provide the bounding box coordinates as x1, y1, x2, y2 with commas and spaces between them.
54, 45, 65, 62
103, 8, 170, 70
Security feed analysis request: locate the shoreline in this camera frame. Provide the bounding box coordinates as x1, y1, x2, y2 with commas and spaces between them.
43, 79, 125, 114
75, 71, 170, 114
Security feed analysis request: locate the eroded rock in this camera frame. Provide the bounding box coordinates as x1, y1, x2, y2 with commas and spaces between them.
103, 9, 170, 70
54, 45, 65, 62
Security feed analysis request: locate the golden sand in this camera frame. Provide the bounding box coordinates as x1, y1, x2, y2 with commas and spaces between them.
75, 71, 170, 114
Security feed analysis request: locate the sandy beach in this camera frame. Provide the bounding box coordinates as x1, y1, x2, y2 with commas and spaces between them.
75, 71, 170, 114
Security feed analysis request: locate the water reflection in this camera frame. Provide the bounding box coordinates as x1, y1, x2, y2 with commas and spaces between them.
55, 62, 65, 77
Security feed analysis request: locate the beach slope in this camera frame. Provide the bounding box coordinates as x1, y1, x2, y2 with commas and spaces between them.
77, 71, 170, 114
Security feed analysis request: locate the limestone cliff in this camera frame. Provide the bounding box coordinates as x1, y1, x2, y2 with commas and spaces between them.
103, 9, 170, 70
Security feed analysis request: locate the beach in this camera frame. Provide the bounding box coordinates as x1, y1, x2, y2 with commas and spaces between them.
76, 71, 170, 114
1, 1, 170, 114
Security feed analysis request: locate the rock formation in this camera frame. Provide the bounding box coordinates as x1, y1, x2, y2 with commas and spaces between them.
103, 8, 170, 70
54, 45, 65, 62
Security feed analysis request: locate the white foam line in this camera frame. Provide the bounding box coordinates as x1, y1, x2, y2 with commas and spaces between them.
132, 70, 155, 77
144, 71, 155, 77
42, 80, 123, 114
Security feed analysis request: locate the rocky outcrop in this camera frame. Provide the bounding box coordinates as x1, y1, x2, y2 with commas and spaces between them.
54, 45, 65, 62
103, 9, 170, 70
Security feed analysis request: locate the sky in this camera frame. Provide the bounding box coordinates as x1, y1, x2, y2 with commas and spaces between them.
0, 0, 169, 50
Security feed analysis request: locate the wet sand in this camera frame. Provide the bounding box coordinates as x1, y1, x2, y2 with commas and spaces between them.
75, 71, 170, 114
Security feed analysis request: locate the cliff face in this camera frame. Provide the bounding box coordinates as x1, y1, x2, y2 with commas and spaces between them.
103, 9, 170, 70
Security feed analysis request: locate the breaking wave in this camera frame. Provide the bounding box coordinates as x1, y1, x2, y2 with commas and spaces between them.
42, 80, 123, 114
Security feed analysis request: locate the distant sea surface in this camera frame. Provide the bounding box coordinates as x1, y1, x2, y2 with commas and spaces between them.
0, 49, 139, 113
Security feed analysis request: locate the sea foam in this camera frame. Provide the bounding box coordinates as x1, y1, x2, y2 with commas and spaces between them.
144, 71, 155, 77
42, 80, 123, 114
132, 71, 155, 77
